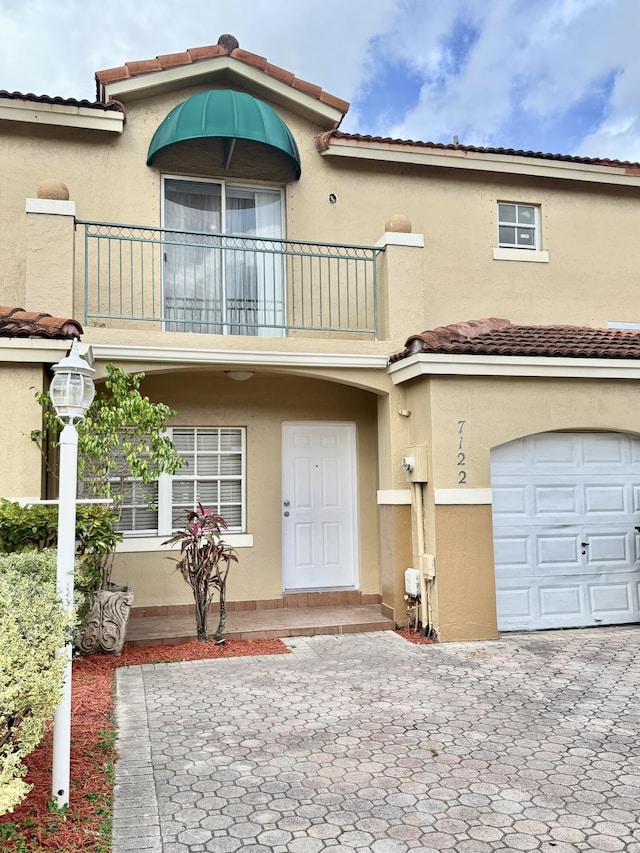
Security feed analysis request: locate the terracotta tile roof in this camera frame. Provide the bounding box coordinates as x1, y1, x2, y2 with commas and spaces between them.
316, 130, 640, 173
95, 34, 350, 115
390, 318, 640, 362
0, 90, 124, 113
0, 307, 83, 339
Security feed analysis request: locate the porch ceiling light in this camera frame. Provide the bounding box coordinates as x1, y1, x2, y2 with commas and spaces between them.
49, 339, 96, 422
225, 370, 255, 381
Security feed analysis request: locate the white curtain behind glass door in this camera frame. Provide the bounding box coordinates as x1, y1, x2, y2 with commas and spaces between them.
164, 179, 223, 333
226, 187, 284, 337
164, 179, 283, 336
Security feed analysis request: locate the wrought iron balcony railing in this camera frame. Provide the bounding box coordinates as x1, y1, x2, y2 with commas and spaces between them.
78, 221, 382, 338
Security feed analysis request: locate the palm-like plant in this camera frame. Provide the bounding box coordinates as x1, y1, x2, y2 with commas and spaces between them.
162, 503, 238, 642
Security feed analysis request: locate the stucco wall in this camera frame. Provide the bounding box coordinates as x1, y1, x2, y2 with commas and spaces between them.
378, 503, 413, 621
434, 504, 498, 642
110, 371, 380, 607
3, 78, 640, 336
4, 62, 640, 638
0, 363, 46, 499
403, 373, 640, 640
424, 375, 640, 489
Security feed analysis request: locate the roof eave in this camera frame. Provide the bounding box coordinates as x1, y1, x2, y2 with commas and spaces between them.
102, 57, 344, 129
0, 338, 76, 363
389, 352, 640, 382
0, 97, 124, 133
321, 137, 640, 188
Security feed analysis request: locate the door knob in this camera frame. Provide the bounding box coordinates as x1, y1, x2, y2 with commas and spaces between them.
283, 500, 290, 506
580, 542, 589, 547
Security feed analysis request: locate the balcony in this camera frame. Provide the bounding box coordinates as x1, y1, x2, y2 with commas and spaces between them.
78, 222, 382, 339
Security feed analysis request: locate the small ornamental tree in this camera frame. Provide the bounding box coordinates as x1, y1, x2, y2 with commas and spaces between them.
162, 503, 237, 643
33, 364, 183, 588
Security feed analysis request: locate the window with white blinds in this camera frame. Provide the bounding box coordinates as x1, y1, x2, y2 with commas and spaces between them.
170, 427, 245, 531
115, 427, 246, 535
118, 480, 159, 534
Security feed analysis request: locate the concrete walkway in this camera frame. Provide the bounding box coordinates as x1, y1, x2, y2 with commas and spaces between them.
112, 628, 640, 853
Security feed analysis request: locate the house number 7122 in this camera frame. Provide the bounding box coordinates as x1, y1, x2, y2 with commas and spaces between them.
457, 420, 467, 485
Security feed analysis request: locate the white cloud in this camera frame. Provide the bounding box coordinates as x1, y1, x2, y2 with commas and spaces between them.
375, 0, 640, 159
0, 0, 399, 102
0, 0, 638, 160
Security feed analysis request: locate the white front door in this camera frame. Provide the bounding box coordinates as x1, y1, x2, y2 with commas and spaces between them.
282, 422, 358, 591
492, 432, 640, 631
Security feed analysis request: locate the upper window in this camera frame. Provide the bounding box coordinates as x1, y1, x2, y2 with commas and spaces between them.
497, 203, 539, 250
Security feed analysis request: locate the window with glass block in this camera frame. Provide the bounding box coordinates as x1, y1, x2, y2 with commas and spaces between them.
497, 202, 539, 249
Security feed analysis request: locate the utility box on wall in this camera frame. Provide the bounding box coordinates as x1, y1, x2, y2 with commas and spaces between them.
405, 444, 428, 482
405, 568, 421, 598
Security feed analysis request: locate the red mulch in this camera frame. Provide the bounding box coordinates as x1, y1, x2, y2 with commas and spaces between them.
396, 628, 436, 645
0, 637, 289, 852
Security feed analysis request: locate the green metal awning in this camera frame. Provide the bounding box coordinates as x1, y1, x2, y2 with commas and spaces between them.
146, 89, 301, 179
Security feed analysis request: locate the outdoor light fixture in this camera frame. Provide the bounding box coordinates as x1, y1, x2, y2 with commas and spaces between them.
50, 339, 95, 809
49, 339, 96, 422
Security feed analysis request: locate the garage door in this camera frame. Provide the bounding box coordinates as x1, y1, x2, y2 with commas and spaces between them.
491, 432, 640, 631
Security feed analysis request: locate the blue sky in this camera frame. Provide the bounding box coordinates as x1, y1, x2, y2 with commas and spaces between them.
0, 0, 638, 161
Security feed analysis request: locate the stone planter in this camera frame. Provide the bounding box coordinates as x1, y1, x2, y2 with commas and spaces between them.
77, 587, 134, 655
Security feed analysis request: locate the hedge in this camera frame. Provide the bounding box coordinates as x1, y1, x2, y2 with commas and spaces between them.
0, 550, 73, 814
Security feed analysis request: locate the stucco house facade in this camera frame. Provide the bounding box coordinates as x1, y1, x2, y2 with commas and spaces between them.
2, 34, 640, 641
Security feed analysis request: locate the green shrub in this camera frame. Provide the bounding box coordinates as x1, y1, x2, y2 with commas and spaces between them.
0, 500, 57, 553
0, 550, 73, 815
0, 500, 120, 617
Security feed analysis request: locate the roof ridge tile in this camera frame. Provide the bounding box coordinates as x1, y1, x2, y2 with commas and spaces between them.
392, 319, 640, 363
0, 306, 83, 339
0, 89, 124, 112
156, 51, 194, 70
94, 35, 349, 115
325, 130, 640, 172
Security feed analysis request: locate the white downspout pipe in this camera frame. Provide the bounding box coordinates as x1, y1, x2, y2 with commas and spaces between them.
412, 480, 435, 636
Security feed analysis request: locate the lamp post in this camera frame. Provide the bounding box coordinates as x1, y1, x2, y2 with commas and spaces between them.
49, 339, 95, 809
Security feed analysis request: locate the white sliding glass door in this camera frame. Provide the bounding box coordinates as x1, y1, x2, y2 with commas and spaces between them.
163, 177, 284, 336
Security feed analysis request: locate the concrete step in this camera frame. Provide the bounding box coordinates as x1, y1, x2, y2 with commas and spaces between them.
125, 604, 395, 645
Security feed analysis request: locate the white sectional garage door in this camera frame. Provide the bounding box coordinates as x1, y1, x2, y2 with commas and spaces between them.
491, 432, 640, 631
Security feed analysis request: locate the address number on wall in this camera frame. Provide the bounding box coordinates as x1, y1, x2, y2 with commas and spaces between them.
457, 420, 467, 485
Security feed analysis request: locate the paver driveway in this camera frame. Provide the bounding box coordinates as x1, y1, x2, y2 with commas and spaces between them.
112, 628, 640, 853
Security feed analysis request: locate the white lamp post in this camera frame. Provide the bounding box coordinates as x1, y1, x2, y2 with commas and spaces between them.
49, 339, 95, 809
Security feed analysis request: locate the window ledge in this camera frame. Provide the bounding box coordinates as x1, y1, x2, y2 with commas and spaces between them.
116, 533, 254, 553
492, 247, 549, 263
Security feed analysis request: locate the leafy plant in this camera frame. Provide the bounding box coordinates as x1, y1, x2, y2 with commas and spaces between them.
0, 499, 57, 553
0, 550, 72, 815
162, 503, 238, 643
0, 500, 120, 620
32, 364, 183, 588
74, 504, 122, 613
